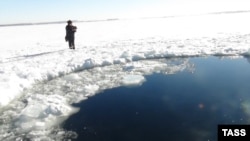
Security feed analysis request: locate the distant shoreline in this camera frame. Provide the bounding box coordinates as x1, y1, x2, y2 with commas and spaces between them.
0, 19, 120, 27
1, 10, 250, 27
0, 21, 71, 27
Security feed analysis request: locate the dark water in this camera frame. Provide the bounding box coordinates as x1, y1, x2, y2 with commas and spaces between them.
63, 57, 250, 141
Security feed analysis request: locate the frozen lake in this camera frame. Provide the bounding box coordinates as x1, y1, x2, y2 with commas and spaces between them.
62, 56, 250, 141
1, 11, 250, 140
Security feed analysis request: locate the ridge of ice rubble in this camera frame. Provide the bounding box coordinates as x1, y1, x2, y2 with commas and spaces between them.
1, 33, 250, 107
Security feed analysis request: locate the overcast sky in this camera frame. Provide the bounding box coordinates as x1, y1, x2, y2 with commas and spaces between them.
0, 0, 250, 24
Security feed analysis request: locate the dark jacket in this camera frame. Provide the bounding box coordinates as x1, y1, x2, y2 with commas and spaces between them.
65, 25, 77, 41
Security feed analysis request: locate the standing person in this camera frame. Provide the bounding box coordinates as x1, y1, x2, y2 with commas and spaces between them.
65, 20, 77, 49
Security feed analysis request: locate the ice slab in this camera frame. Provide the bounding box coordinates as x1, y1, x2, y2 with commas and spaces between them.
121, 75, 146, 86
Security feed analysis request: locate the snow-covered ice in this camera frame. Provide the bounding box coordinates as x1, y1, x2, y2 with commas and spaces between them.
1, 12, 250, 140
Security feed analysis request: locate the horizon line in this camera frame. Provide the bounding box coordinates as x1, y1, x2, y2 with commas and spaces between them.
1, 10, 250, 27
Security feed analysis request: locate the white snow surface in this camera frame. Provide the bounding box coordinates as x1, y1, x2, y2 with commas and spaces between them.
1, 12, 250, 140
